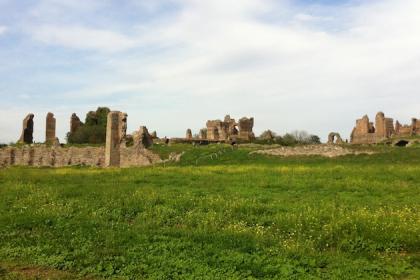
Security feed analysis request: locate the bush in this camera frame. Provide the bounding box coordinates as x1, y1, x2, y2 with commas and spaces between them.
67, 125, 107, 144
308, 135, 321, 144
282, 133, 298, 146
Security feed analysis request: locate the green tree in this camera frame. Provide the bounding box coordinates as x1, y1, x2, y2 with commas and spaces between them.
67, 107, 111, 144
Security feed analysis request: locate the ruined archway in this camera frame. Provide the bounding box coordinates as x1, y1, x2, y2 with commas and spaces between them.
394, 140, 409, 147
328, 132, 344, 145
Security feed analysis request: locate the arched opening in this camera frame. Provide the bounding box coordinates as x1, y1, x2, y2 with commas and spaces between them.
328, 132, 344, 144
395, 140, 409, 147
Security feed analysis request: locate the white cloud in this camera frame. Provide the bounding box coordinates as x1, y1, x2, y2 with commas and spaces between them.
294, 13, 332, 22
31, 25, 137, 52
1, 0, 420, 143
0, 26, 7, 35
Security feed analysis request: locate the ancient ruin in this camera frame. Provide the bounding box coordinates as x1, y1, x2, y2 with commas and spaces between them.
199, 129, 207, 140
70, 113, 82, 134
133, 126, 153, 149
238, 117, 255, 141
327, 132, 344, 145
351, 112, 419, 144
259, 130, 275, 141
0, 110, 171, 168
205, 115, 254, 142
18, 114, 34, 144
45, 112, 56, 144
395, 118, 420, 137
105, 111, 127, 167
186, 129, 193, 140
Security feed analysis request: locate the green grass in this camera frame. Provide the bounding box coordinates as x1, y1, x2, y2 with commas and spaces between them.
0, 145, 419, 279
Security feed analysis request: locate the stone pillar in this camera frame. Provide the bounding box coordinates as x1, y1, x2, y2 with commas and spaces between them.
105, 111, 127, 167
395, 121, 401, 135
411, 118, 417, 135
375, 112, 386, 138
186, 129, 193, 140
45, 112, 56, 144
133, 126, 153, 149
70, 113, 82, 134
19, 114, 34, 144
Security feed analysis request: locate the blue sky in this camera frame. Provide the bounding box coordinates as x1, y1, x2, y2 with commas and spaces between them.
0, 0, 419, 143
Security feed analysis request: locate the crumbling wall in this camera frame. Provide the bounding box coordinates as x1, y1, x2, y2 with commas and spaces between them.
375, 112, 394, 139
120, 146, 160, 167
205, 115, 253, 142
395, 118, 420, 137
238, 117, 255, 141
351, 112, 394, 144
0, 145, 161, 168
0, 146, 105, 168
18, 114, 34, 144
351, 112, 419, 144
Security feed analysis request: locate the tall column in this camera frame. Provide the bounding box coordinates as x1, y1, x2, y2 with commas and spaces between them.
105, 111, 127, 167
19, 114, 34, 144
45, 112, 56, 144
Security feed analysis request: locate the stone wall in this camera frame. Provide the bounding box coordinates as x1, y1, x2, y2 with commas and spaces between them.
0, 145, 161, 168
205, 115, 254, 142
351, 112, 419, 144
395, 118, 420, 137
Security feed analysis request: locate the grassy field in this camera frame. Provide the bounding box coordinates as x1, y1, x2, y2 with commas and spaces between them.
0, 144, 419, 279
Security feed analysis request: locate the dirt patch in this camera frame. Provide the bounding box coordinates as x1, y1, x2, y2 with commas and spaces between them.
1, 263, 98, 280
250, 145, 375, 158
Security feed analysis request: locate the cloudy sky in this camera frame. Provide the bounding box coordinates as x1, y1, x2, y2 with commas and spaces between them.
0, 0, 419, 143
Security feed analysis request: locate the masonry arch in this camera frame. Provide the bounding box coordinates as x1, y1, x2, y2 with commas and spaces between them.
328, 132, 344, 144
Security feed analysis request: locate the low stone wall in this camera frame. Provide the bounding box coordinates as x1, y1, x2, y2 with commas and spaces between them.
120, 146, 161, 167
251, 145, 375, 158
351, 134, 384, 144
0, 145, 161, 168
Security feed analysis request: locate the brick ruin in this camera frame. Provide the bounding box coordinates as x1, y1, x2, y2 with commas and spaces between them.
132, 126, 153, 149
105, 111, 127, 167
205, 115, 255, 141
351, 112, 420, 144
395, 118, 420, 136
45, 112, 57, 144
18, 113, 34, 144
1, 111, 160, 168
327, 132, 344, 145
186, 129, 193, 140
70, 113, 82, 134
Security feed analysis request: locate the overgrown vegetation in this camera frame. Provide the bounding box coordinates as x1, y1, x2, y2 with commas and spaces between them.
0, 145, 419, 279
66, 107, 110, 145
256, 130, 321, 146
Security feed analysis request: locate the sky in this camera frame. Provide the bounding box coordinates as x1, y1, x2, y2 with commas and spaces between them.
0, 0, 419, 143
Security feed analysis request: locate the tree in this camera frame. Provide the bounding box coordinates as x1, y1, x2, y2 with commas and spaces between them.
308, 135, 321, 144
259, 130, 276, 140
282, 133, 298, 146
67, 107, 111, 144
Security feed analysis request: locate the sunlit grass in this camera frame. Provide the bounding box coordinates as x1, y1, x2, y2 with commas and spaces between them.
0, 145, 419, 279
